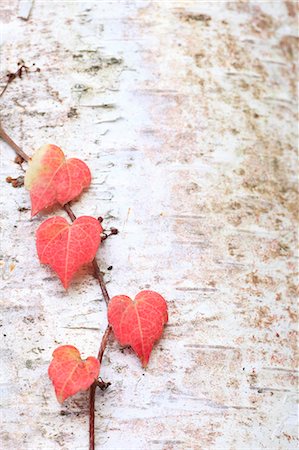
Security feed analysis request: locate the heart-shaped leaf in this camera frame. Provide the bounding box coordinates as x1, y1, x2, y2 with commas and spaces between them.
36, 216, 102, 288
25, 144, 91, 216
48, 345, 100, 403
108, 290, 168, 367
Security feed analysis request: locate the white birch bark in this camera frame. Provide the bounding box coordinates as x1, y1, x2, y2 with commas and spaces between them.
0, 1, 298, 449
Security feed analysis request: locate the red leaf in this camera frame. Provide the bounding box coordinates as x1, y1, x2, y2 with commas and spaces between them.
48, 345, 100, 403
108, 290, 168, 367
36, 216, 102, 288
24, 144, 91, 216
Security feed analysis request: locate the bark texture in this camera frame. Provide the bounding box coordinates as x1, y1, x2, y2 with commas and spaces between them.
0, 1, 298, 449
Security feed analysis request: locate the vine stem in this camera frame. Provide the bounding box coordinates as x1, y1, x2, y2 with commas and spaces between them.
0, 122, 112, 450
0, 123, 30, 162
63, 205, 112, 450
89, 324, 112, 450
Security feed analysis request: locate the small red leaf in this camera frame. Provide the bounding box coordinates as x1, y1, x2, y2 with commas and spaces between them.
108, 290, 168, 367
48, 345, 100, 403
24, 144, 91, 216
36, 216, 102, 288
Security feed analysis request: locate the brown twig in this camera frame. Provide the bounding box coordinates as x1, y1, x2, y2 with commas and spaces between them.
92, 259, 111, 307
89, 325, 112, 450
0, 123, 30, 162
0, 61, 39, 99
1, 124, 113, 450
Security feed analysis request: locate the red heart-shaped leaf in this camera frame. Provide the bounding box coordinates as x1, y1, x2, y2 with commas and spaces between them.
36, 216, 102, 288
108, 290, 168, 367
48, 345, 100, 403
25, 144, 91, 216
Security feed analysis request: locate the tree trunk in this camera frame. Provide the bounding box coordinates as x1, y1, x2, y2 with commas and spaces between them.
0, 1, 297, 449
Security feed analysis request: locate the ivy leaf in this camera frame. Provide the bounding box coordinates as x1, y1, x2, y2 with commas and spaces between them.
108, 290, 168, 367
36, 216, 102, 288
24, 144, 91, 217
48, 345, 100, 403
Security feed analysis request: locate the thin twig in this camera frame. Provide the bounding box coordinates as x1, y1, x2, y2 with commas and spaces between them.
0, 61, 39, 99
92, 259, 110, 307
89, 384, 96, 450
89, 324, 112, 450
1, 124, 113, 450
97, 325, 112, 364
0, 124, 30, 162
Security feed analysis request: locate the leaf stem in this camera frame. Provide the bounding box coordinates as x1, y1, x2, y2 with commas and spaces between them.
1, 124, 113, 450
63, 203, 77, 222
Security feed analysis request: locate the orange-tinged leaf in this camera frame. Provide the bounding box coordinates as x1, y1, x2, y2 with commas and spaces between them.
48, 345, 100, 403
25, 144, 91, 216
36, 216, 102, 288
108, 290, 168, 367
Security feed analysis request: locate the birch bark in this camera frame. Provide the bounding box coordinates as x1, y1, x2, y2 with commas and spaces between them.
0, 1, 298, 449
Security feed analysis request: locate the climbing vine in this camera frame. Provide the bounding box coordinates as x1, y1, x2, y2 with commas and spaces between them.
0, 63, 168, 450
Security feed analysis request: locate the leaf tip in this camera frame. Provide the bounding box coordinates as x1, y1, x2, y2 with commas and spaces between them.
56, 393, 65, 404
141, 359, 148, 368
62, 280, 69, 289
